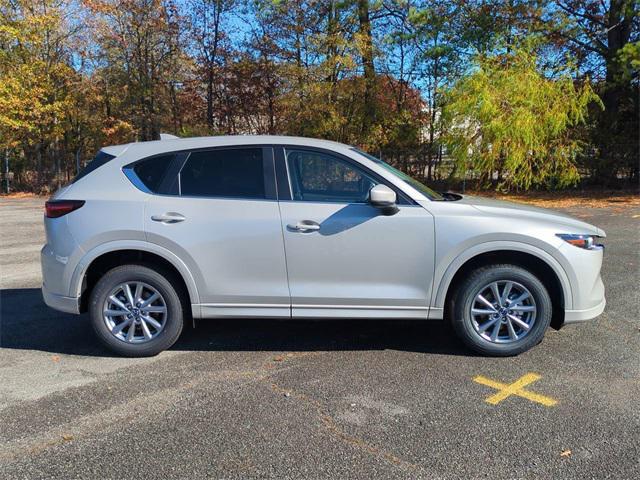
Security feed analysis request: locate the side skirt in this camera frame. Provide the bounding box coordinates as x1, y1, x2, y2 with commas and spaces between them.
193, 303, 444, 320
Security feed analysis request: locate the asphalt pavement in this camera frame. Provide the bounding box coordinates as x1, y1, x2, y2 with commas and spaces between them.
0, 196, 638, 479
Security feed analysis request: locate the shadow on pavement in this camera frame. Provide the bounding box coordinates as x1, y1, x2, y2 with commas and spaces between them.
1, 288, 471, 357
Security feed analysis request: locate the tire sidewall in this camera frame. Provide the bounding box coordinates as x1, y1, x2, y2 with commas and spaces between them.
452, 266, 552, 356
89, 265, 184, 357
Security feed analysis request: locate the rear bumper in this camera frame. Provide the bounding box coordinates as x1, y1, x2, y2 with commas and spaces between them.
42, 285, 80, 314
564, 297, 606, 324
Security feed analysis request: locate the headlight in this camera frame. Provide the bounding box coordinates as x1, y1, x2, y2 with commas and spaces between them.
556, 233, 603, 250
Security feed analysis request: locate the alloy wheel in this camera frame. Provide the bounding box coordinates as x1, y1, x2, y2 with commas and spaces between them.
102, 281, 167, 343
470, 280, 537, 344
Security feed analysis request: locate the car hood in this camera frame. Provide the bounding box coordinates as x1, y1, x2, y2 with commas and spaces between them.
456, 195, 606, 237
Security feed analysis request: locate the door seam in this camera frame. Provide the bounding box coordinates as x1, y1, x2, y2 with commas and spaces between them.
273, 148, 293, 318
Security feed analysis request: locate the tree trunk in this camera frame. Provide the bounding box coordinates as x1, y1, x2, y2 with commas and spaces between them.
357, 0, 376, 135
602, 0, 633, 124
207, 69, 214, 131
206, 0, 222, 132
326, 0, 339, 102
598, 0, 636, 183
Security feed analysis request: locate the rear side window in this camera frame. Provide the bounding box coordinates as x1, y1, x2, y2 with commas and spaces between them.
73, 151, 115, 183
180, 148, 265, 199
133, 154, 176, 193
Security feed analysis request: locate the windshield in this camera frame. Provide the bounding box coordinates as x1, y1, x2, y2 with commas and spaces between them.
351, 148, 443, 201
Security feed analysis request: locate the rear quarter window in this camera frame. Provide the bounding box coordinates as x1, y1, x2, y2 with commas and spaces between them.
73, 151, 116, 183
132, 155, 176, 193
123, 154, 179, 195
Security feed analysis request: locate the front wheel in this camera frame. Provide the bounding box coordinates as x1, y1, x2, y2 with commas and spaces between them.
89, 264, 184, 357
450, 264, 552, 356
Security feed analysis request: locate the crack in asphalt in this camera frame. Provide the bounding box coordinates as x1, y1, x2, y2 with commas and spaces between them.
3, 350, 417, 475
264, 352, 424, 475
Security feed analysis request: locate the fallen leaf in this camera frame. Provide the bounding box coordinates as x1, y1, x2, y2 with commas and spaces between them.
560, 449, 572, 457
273, 355, 284, 362
51, 355, 60, 362
61, 433, 74, 441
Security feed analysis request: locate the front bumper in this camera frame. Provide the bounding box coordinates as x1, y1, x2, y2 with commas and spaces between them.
558, 239, 606, 325
564, 297, 606, 324
42, 284, 80, 314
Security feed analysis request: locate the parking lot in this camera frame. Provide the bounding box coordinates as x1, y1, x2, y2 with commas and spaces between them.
1, 196, 638, 479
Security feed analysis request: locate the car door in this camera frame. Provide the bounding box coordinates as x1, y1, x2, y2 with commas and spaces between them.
143, 146, 290, 318
276, 146, 435, 319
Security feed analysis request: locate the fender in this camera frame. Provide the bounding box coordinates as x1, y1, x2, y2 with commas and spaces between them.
70, 240, 201, 315
432, 240, 575, 311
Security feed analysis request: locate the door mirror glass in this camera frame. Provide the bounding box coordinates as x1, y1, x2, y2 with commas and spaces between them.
369, 184, 396, 207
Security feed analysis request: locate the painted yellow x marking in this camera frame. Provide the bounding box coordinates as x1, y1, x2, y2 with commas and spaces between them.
473, 373, 558, 407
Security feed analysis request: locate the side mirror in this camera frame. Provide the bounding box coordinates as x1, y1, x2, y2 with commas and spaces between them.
369, 184, 397, 208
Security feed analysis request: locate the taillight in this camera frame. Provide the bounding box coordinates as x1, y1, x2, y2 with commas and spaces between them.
45, 200, 85, 218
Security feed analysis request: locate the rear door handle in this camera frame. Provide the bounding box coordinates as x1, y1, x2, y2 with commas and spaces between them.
151, 212, 186, 224
287, 220, 320, 232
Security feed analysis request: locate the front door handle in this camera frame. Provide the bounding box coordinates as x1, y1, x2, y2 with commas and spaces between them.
287, 220, 320, 232
151, 212, 186, 224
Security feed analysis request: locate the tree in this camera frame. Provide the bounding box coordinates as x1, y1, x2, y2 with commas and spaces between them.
405, 1, 463, 179
356, 0, 376, 135
86, 0, 185, 141
0, 0, 81, 189
1, 0, 635, 192
187, 0, 233, 132
543, 1, 639, 183
443, 45, 601, 190
545, 1, 638, 107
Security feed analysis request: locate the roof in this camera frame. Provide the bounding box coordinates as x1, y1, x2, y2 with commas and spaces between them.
101, 135, 353, 159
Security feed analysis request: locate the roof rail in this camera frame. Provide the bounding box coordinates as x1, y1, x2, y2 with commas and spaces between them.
159, 133, 179, 140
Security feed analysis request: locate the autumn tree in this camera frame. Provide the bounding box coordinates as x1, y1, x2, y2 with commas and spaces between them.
186, 0, 234, 133
443, 45, 601, 190
355, 0, 376, 135
1, 0, 636, 192
0, 0, 85, 190
86, 0, 185, 141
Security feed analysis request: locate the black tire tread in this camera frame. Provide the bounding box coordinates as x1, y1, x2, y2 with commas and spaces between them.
89, 264, 184, 357
450, 263, 552, 357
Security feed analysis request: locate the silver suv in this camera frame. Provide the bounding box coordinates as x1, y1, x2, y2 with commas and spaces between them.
41, 136, 606, 357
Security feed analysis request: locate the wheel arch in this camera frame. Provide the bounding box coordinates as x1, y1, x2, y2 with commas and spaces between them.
436, 244, 573, 329
72, 241, 200, 315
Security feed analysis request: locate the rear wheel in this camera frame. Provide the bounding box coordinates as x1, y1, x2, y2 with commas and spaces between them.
89, 264, 184, 357
450, 264, 552, 356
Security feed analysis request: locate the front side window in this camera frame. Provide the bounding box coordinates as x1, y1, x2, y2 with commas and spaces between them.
180, 148, 265, 199
286, 149, 377, 203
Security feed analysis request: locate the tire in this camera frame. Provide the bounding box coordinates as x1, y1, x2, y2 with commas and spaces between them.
450, 264, 552, 356
89, 264, 184, 357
